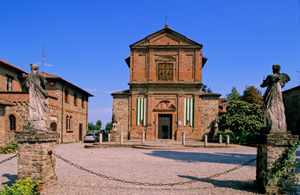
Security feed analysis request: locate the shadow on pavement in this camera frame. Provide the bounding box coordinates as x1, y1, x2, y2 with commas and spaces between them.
146, 151, 257, 165
178, 175, 261, 193
1, 174, 17, 186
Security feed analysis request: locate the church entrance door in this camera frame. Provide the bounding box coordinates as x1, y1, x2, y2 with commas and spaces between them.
158, 114, 172, 139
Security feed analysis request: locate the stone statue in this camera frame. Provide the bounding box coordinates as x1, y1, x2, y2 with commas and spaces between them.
25, 64, 49, 130
213, 119, 219, 136
260, 64, 290, 133
112, 120, 117, 132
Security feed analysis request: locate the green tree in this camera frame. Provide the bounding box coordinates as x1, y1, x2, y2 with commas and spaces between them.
88, 122, 95, 130
241, 85, 263, 106
201, 84, 212, 93
226, 87, 241, 100
218, 100, 263, 144
95, 120, 102, 130
105, 122, 112, 130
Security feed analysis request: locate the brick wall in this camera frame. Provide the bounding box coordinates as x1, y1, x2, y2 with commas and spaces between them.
200, 95, 219, 137
112, 95, 129, 137
130, 49, 203, 83
0, 106, 5, 146
0, 66, 24, 91
55, 82, 88, 143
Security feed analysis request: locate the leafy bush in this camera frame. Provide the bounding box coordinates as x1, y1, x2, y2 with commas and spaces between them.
218, 131, 253, 144
218, 100, 263, 144
0, 142, 17, 154
265, 141, 300, 193
0, 178, 40, 195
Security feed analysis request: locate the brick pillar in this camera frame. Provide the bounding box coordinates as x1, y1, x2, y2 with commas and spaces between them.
15, 126, 58, 189
256, 133, 298, 194
110, 131, 119, 142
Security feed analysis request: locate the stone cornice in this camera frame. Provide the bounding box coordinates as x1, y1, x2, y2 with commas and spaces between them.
129, 82, 203, 89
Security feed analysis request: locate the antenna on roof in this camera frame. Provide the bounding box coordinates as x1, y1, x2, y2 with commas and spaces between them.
164, 15, 169, 28
42, 45, 45, 72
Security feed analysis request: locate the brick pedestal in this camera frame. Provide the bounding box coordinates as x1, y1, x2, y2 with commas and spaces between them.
256, 133, 298, 194
110, 131, 119, 142
15, 126, 59, 189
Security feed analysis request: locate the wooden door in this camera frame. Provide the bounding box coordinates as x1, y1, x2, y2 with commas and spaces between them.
158, 114, 172, 139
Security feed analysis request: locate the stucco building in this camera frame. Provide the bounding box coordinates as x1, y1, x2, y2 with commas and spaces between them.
112, 26, 221, 141
0, 59, 93, 146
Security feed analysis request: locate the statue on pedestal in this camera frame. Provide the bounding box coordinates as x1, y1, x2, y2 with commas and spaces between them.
25, 64, 49, 130
260, 64, 290, 133
112, 119, 117, 133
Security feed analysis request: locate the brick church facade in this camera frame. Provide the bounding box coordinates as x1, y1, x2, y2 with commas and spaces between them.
0, 59, 93, 146
112, 26, 221, 141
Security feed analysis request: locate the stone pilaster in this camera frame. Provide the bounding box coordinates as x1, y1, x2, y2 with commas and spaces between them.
15, 127, 58, 189
256, 133, 298, 194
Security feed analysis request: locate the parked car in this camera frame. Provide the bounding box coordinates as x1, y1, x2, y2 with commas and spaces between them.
84, 133, 99, 143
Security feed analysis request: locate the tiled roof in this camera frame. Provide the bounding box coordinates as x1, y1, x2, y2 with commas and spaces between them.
0, 58, 28, 74
38, 72, 60, 79
1, 59, 93, 97
111, 90, 130, 95
37, 72, 93, 97
283, 86, 300, 95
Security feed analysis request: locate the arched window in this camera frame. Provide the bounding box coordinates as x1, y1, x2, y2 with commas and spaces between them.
69, 116, 72, 131
50, 122, 57, 131
66, 115, 72, 131
65, 89, 69, 103
74, 93, 77, 106
9, 114, 16, 130
66, 115, 69, 130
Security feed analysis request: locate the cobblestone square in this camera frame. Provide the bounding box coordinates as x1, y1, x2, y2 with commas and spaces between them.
1, 142, 300, 194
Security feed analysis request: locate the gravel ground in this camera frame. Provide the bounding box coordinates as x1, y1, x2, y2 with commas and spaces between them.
1, 143, 299, 195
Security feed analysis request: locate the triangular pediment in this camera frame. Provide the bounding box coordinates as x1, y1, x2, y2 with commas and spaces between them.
131, 28, 202, 47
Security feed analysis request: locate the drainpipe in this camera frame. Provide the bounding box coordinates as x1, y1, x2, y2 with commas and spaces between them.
61, 84, 64, 143
86, 96, 88, 135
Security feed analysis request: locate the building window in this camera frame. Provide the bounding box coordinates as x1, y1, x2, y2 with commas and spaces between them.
50, 122, 57, 131
82, 97, 85, 108
66, 115, 72, 131
65, 89, 69, 103
6, 75, 13, 91
158, 63, 173, 81
9, 114, 16, 130
74, 93, 77, 106
69, 116, 72, 130
66, 115, 69, 130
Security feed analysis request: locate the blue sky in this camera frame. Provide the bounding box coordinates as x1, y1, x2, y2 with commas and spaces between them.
1, 0, 299, 126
